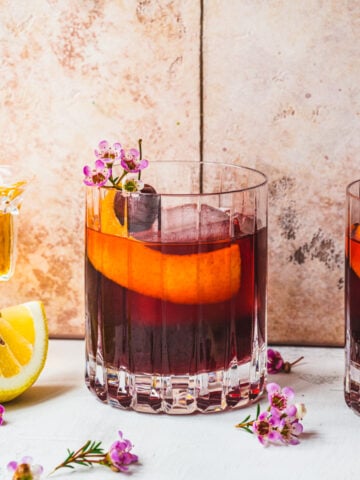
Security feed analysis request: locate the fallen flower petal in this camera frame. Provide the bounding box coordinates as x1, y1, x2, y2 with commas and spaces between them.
267, 348, 304, 374
0, 404, 5, 425
267, 348, 284, 373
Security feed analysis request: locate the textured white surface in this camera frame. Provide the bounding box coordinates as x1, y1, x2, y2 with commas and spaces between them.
1, 340, 357, 480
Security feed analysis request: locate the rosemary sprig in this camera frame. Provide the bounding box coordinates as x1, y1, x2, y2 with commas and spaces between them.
235, 403, 260, 433
48, 430, 138, 475
49, 440, 106, 474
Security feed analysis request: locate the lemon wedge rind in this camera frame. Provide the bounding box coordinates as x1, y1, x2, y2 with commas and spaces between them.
0, 301, 48, 403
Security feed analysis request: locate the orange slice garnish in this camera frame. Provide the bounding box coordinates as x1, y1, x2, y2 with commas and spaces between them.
347, 224, 360, 278
100, 189, 127, 236
86, 228, 241, 304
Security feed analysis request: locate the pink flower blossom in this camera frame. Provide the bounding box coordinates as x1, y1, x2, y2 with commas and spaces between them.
83, 159, 111, 187
122, 175, 144, 194
267, 348, 284, 373
277, 404, 304, 445
236, 384, 305, 447
267, 348, 304, 374
252, 411, 282, 446
83, 139, 150, 194
7, 457, 43, 479
120, 148, 149, 173
94, 140, 122, 166
267, 382, 295, 412
0, 404, 5, 425
107, 431, 138, 472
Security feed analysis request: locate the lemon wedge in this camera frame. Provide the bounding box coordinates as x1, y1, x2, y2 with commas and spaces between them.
0, 301, 48, 402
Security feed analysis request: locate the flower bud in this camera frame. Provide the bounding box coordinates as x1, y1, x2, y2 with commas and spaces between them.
294, 403, 307, 419
12, 463, 32, 480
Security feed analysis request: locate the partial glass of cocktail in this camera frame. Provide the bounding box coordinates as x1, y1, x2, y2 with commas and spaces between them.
0, 165, 32, 281
345, 179, 360, 414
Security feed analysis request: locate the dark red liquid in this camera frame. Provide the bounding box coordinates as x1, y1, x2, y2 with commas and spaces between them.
346, 235, 360, 358
345, 232, 360, 412
346, 263, 360, 347
85, 227, 267, 376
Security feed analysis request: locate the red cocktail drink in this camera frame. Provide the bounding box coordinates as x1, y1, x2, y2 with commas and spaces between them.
85, 162, 267, 414
345, 203, 360, 414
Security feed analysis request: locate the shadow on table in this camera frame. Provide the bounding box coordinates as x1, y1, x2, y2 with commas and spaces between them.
4, 384, 76, 409
300, 430, 319, 441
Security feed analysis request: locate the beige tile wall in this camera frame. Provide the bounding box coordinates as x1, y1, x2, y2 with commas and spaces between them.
204, 0, 360, 345
1, 0, 359, 344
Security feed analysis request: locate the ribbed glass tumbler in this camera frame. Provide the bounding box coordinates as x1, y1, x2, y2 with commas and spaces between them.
345, 179, 360, 415
85, 161, 268, 414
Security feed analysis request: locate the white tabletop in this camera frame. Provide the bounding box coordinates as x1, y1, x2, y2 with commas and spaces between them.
1, 340, 357, 480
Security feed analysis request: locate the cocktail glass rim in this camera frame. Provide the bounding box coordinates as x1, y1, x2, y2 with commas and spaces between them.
347, 179, 360, 200
104, 160, 267, 197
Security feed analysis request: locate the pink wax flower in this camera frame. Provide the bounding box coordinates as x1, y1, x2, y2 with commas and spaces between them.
277, 404, 304, 445
0, 404, 5, 425
51, 430, 138, 475
267, 348, 284, 373
94, 140, 122, 166
83, 159, 111, 187
7, 457, 43, 479
267, 382, 295, 412
122, 175, 144, 194
267, 348, 304, 374
251, 410, 282, 446
106, 430, 139, 472
236, 383, 306, 447
120, 148, 149, 173
83, 138, 150, 194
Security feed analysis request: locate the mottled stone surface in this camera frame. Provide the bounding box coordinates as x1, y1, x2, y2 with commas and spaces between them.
204, 0, 360, 345
1, 0, 359, 344
0, 0, 200, 337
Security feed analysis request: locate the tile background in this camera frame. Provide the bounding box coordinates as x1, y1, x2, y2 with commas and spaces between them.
1, 0, 359, 345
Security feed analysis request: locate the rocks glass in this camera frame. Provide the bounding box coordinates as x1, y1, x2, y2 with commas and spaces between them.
0, 165, 31, 281
85, 161, 267, 414
345, 179, 360, 414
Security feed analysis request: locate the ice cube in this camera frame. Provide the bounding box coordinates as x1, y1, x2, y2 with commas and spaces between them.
160, 203, 231, 243
232, 213, 256, 237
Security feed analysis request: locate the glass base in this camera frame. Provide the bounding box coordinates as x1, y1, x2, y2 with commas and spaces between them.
345, 360, 360, 415
85, 350, 266, 414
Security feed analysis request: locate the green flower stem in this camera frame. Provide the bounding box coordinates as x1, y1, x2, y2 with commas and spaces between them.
138, 138, 142, 181
235, 419, 254, 430
138, 138, 143, 159
291, 356, 304, 367
109, 170, 127, 189
118, 171, 127, 183
235, 403, 261, 433
283, 356, 304, 373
